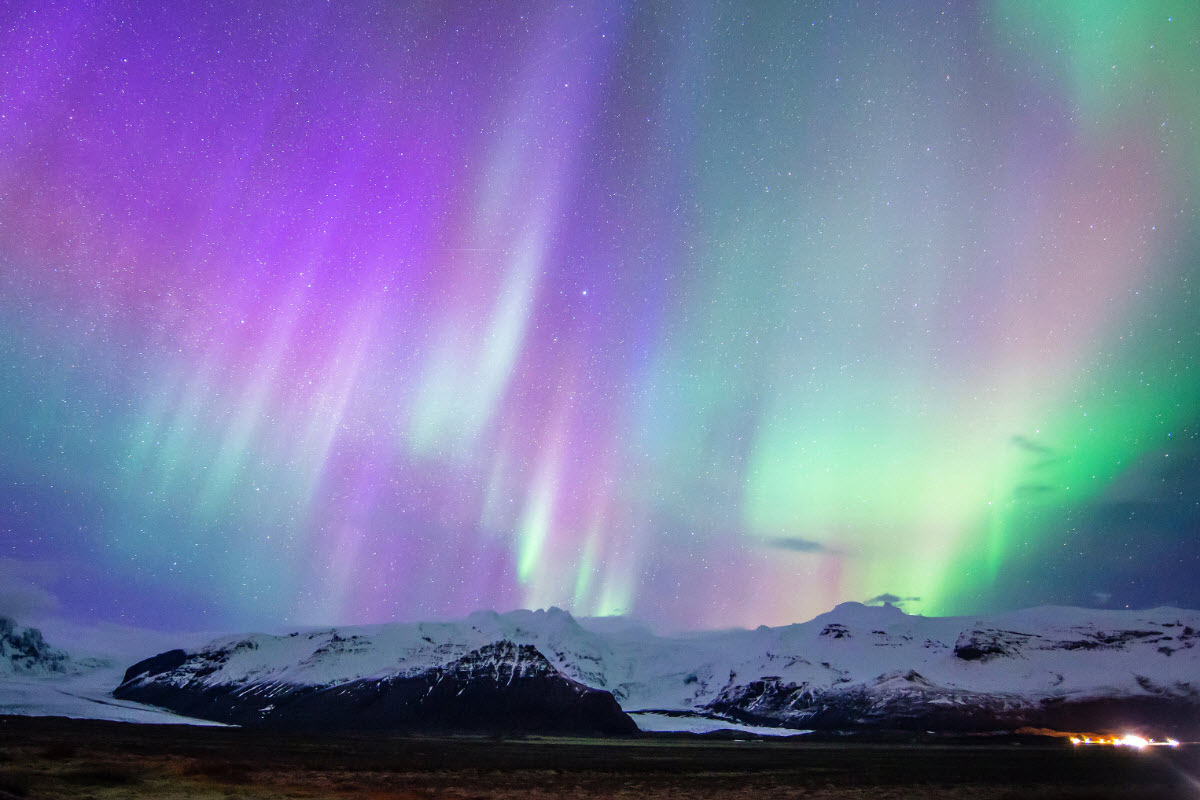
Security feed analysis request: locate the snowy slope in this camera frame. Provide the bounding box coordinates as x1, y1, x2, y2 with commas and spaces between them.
0, 617, 224, 725
115, 608, 617, 691
112, 603, 1200, 735
675, 603, 1200, 733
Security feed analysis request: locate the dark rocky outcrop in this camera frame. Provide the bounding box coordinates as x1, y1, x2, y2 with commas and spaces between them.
952, 629, 1034, 662
121, 648, 189, 684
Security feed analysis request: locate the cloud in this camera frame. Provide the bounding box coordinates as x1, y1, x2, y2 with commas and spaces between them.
866, 593, 921, 606
1011, 435, 1054, 456
0, 559, 62, 621
763, 537, 836, 554
1013, 482, 1057, 496
1011, 435, 1062, 469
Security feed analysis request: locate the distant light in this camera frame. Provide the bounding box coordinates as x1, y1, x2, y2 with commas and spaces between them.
1067, 733, 1178, 749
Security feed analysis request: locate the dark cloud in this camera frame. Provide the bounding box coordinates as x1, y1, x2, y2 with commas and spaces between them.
1011, 435, 1054, 456
866, 593, 921, 606
1013, 483, 1057, 496
763, 537, 835, 554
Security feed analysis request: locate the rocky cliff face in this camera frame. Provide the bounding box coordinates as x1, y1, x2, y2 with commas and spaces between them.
115, 639, 637, 735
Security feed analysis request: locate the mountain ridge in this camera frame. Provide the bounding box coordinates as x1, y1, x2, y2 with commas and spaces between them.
109, 603, 1200, 736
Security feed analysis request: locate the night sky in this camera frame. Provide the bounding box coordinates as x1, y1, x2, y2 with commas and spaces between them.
1, 1, 1197, 633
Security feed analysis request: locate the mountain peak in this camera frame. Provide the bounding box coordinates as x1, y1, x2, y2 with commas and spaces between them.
816, 601, 910, 625
498, 606, 583, 633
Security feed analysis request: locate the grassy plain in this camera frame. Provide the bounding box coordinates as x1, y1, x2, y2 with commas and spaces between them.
0, 715, 1196, 799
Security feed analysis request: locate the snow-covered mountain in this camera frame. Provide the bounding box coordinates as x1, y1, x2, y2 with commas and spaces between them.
112, 603, 1200, 737
115, 636, 635, 735
1, 616, 74, 676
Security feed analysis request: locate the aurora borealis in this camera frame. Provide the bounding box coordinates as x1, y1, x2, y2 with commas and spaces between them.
1, 0, 1197, 633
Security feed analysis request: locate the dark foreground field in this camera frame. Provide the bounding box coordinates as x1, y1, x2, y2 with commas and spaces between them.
1, 716, 1197, 799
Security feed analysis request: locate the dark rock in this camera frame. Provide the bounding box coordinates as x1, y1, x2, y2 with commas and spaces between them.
820, 624, 850, 639
953, 629, 1032, 661
120, 649, 189, 685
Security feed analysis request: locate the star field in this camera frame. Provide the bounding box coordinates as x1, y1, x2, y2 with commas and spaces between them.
1, 0, 1197, 631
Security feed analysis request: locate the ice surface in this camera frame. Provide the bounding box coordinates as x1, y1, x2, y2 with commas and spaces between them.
629, 712, 812, 736
1, 667, 225, 725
